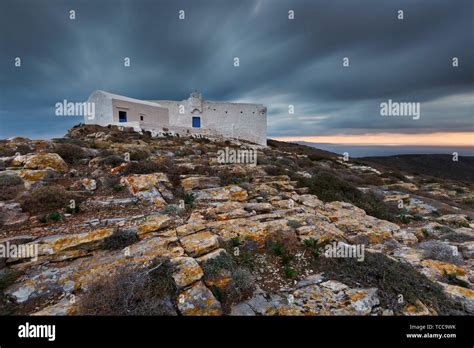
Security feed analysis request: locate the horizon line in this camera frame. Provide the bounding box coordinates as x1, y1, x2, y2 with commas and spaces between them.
272, 132, 474, 147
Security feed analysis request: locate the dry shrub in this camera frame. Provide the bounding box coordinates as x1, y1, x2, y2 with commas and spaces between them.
53, 143, 87, 164
0, 175, 24, 201
201, 253, 255, 313
78, 259, 177, 315
21, 185, 73, 213
129, 149, 150, 161
122, 160, 166, 175
266, 228, 300, 255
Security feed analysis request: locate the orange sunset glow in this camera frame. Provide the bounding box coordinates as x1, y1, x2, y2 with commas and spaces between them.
274, 132, 474, 147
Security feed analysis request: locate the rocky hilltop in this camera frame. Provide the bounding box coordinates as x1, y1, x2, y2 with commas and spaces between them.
0, 124, 473, 316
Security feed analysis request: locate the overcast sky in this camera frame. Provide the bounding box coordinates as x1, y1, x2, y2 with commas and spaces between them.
0, 0, 473, 143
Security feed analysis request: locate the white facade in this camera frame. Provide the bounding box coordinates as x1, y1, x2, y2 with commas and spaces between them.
85, 90, 267, 146
150, 91, 267, 146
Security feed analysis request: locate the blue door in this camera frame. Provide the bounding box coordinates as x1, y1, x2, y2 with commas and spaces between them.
119, 111, 127, 122
192, 116, 201, 128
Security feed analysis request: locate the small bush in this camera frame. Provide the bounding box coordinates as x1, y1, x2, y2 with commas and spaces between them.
0, 175, 24, 201
53, 143, 87, 164
287, 220, 302, 229
202, 253, 254, 313
239, 252, 255, 269
122, 160, 163, 175
78, 258, 177, 315
103, 228, 139, 250
315, 251, 464, 315
231, 267, 254, 297
102, 155, 124, 167
202, 253, 235, 277
299, 171, 398, 222
21, 185, 72, 213
0, 175, 23, 186
266, 229, 299, 256
264, 165, 288, 176
129, 149, 150, 161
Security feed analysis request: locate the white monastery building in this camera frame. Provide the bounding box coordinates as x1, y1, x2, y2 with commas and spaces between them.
85, 90, 267, 146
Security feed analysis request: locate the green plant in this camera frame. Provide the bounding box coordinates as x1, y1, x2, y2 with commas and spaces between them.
271, 242, 284, 256
287, 220, 302, 229
163, 204, 179, 215
398, 213, 411, 224
182, 192, 195, 207
303, 238, 318, 248
201, 252, 235, 277
281, 254, 293, 266
49, 211, 61, 221
112, 184, 125, 192
283, 266, 298, 279
230, 237, 241, 248
444, 271, 469, 288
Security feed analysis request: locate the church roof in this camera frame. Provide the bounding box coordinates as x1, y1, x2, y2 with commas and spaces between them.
91, 90, 165, 108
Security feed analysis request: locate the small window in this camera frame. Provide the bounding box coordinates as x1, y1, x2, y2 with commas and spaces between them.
119, 111, 127, 122
192, 116, 201, 128
140, 115, 144, 121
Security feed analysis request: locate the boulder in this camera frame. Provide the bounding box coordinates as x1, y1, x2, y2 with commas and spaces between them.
120, 173, 171, 206
0, 202, 29, 227
81, 178, 97, 191
181, 176, 221, 191
137, 215, 172, 237
180, 231, 219, 257
194, 185, 248, 202
437, 214, 470, 228
24, 153, 68, 173
177, 281, 222, 316
170, 257, 204, 288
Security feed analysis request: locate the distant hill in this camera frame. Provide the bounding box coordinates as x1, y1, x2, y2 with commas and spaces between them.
359, 154, 474, 182
267, 139, 339, 161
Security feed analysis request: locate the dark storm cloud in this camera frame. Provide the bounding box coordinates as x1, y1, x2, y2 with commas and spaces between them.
0, 0, 472, 138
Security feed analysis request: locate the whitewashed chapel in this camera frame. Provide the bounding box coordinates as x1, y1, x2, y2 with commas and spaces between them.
85, 90, 267, 145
